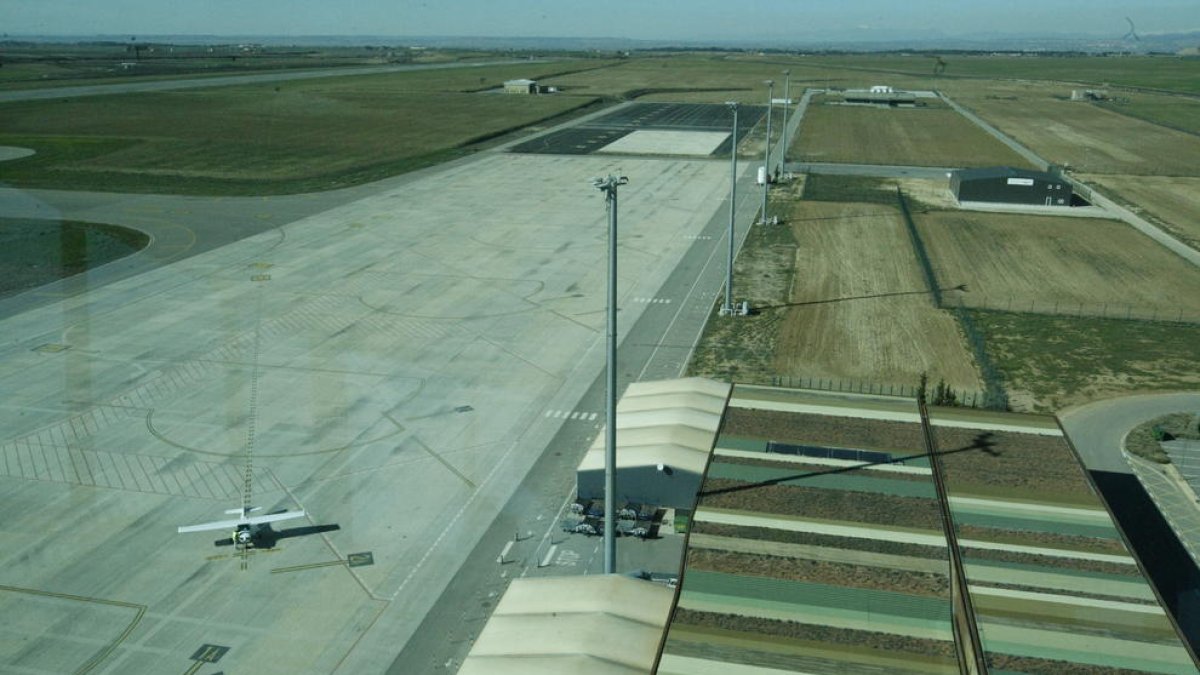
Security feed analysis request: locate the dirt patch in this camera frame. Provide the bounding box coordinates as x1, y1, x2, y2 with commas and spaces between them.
773, 201, 981, 391
721, 409, 925, 454
962, 546, 1140, 577
935, 426, 1102, 505
794, 99, 1036, 168
986, 652, 1146, 675
1085, 174, 1200, 252
1126, 413, 1200, 464
686, 209, 797, 385
687, 548, 950, 597
701, 479, 943, 530
917, 210, 1200, 320
671, 610, 958, 660
958, 524, 1126, 556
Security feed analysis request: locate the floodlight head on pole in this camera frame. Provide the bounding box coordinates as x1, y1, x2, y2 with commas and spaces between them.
593, 175, 628, 192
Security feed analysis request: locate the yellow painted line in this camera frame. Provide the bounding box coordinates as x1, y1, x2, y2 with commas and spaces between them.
0, 584, 145, 675
181, 661, 204, 675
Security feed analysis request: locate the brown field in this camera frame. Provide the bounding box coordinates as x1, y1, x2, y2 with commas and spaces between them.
1083, 174, 1200, 251
917, 211, 1200, 317
701, 479, 942, 530
687, 549, 949, 597
721, 409, 924, 454
794, 99, 1036, 168
948, 84, 1200, 176
773, 201, 981, 391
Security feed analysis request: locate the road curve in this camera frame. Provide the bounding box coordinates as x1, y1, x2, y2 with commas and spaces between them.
1061, 392, 1200, 474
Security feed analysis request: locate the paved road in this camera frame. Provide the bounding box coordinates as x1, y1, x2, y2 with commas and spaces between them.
392, 134, 771, 675
1061, 392, 1200, 564
0, 59, 552, 102
1060, 393, 1200, 474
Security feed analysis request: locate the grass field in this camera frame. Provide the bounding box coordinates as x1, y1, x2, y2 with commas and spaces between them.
799, 54, 1200, 95
0, 43, 498, 90
0, 62, 606, 195
1096, 93, 1200, 137
972, 310, 1200, 411
1083, 175, 1200, 251
793, 98, 1036, 169
916, 211, 1200, 318
947, 83, 1200, 176
539, 54, 932, 104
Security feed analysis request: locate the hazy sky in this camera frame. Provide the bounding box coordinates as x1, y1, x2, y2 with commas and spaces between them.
4, 1, 1198, 41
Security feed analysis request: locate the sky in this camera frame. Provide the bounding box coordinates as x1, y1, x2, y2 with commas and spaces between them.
3, 1, 1198, 42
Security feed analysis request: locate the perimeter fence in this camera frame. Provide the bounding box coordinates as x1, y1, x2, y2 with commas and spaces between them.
896, 188, 1009, 410
767, 373, 992, 409
951, 296, 1200, 326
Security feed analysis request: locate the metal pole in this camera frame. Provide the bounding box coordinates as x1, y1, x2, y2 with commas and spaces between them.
724, 102, 738, 316
592, 173, 627, 575
781, 70, 790, 176
761, 80, 773, 225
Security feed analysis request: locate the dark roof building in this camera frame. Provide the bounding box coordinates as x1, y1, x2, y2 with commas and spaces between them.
951, 166, 1072, 206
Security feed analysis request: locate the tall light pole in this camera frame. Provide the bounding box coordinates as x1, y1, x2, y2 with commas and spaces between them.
723, 102, 738, 317
592, 173, 627, 575
761, 79, 773, 226
781, 69, 791, 178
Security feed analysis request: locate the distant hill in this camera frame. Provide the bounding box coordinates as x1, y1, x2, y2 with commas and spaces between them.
6, 31, 1199, 55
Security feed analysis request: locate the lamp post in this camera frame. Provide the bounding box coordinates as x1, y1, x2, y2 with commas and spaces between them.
592, 173, 627, 575
781, 69, 791, 178
761, 79, 773, 226
723, 102, 738, 317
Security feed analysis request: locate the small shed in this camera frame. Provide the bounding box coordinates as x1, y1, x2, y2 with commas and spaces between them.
950, 166, 1073, 206
459, 575, 674, 675
503, 78, 538, 94
576, 378, 730, 512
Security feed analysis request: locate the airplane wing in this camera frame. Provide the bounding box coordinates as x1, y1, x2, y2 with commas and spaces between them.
245, 510, 306, 526
177, 510, 306, 533
178, 518, 244, 534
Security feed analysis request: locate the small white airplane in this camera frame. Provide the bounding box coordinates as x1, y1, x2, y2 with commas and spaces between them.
178, 505, 307, 548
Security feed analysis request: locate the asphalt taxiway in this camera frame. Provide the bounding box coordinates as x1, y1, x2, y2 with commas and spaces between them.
0, 121, 757, 675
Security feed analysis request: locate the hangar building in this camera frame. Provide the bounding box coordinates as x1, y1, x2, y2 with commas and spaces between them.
503, 78, 538, 94
576, 378, 729, 512
842, 85, 918, 106
951, 166, 1072, 206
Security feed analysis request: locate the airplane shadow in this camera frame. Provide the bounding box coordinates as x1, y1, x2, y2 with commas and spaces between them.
752, 284, 967, 313
699, 431, 997, 498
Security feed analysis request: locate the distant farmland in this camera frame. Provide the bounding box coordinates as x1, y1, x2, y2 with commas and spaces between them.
0, 61, 603, 195
917, 211, 1200, 319
948, 84, 1200, 176
793, 98, 1036, 169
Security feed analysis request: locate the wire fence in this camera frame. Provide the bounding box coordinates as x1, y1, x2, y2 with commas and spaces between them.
896, 189, 1009, 410
950, 295, 1200, 326
768, 373, 993, 409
